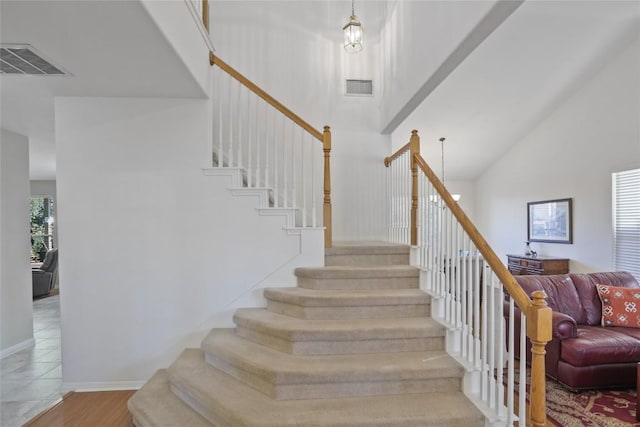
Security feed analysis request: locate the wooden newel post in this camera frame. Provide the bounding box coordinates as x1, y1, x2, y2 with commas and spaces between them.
323, 126, 332, 248
527, 290, 552, 427
409, 130, 420, 246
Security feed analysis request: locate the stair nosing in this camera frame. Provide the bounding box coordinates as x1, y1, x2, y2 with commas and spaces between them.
166, 349, 484, 426
202, 329, 462, 385
233, 308, 444, 341
263, 287, 430, 307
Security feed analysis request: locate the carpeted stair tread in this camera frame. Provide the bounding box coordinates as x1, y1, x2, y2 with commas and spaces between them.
128, 369, 212, 427
233, 308, 444, 341
264, 287, 430, 306
201, 328, 461, 384
295, 265, 419, 279
168, 348, 484, 426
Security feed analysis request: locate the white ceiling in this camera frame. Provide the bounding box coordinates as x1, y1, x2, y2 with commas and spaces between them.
2, 1, 639, 181
0, 0, 206, 180
393, 0, 640, 180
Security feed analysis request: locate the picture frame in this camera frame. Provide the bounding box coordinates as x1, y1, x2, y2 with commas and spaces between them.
527, 198, 573, 244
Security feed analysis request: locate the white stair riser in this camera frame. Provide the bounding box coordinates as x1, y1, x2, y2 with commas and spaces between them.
325, 253, 410, 267
266, 300, 429, 319
235, 326, 444, 355
204, 352, 462, 401
297, 276, 419, 290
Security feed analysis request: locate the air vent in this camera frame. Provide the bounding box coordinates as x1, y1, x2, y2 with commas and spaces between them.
0, 44, 68, 75
345, 79, 373, 96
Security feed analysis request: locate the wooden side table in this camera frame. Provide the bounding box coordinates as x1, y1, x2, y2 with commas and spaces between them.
507, 254, 569, 275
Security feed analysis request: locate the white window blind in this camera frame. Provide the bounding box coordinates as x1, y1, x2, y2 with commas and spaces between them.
613, 168, 640, 280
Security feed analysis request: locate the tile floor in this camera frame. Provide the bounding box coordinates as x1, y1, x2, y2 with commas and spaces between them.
1, 295, 62, 427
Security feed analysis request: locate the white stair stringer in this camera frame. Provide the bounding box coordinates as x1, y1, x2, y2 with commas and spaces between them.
230, 187, 273, 208
203, 167, 244, 188
205, 167, 307, 230
257, 207, 299, 228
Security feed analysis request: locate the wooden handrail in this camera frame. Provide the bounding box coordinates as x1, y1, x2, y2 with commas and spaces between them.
384, 141, 411, 167
414, 154, 531, 312
414, 150, 551, 426
210, 53, 323, 142
202, 0, 209, 31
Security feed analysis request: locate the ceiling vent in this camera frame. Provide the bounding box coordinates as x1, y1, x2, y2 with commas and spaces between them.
345, 79, 373, 96
1, 44, 68, 75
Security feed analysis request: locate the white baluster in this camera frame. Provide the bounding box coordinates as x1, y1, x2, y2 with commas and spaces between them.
507, 296, 516, 425
497, 279, 505, 417
301, 132, 307, 227
311, 138, 317, 227
387, 164, 391, 241
282, 115, 287, 208
218, 70, 224, 167
264, 104, 269, 189
228, 73, 233, 167
474, 247, 482, 370
254, 96, 263, 187
519, 314, 527, 424
461, 233, 468, 359
489, 271, 496, 409
247, 93, 253, 187
237, 83, 242, 171
273, 113, 279, 208
291, 125, 297, 211
421, 174, 426, 268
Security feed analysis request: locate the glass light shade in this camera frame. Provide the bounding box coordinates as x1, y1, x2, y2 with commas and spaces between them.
343, 16, 363, 53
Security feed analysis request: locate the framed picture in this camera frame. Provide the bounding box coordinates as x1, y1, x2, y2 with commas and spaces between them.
527, 198, 573, 244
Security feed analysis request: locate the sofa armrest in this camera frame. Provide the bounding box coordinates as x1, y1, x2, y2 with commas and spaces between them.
552, 312, 578, 339
504, 301, 578, 340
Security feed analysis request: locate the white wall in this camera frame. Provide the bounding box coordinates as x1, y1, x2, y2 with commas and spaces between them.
211, 1, 391, 240
476, 35, 640, 272
55, 97, 321, 388
30, 180, 56, 198
381, 0, 497, 133
1, 129, 34, 356
140, 0, 212, 96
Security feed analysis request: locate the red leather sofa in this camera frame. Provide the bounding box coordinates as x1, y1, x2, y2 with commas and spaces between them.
507, 271, 640, 391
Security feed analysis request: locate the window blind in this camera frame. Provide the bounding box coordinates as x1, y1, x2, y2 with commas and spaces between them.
613, 168, 640, 280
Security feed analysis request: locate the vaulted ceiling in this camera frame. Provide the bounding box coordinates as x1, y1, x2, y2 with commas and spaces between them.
1, 0, 638, 181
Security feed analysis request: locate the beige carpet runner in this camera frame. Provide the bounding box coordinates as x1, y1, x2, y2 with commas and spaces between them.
128, 242, 484, 426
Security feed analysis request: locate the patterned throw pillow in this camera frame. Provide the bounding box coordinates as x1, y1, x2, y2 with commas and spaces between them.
596, 284, 640, 327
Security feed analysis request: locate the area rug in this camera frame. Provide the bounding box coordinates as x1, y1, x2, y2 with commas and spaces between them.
514, 369, 640, 426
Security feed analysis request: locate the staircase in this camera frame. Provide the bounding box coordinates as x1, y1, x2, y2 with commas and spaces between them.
128, 242, 484, 426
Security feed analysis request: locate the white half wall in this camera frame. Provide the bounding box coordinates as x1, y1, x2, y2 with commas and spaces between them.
475, 35, 640, 272
55, 96, 321, 387
1, 129, 34, 356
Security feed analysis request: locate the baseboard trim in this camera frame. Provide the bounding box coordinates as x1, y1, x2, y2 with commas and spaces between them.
0, 338, 35, 359
61, 381, 144, 393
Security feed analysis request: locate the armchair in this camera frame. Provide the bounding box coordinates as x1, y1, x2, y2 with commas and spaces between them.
32, 248, 58, 298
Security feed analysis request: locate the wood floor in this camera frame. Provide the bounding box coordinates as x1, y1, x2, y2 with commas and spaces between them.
24, 391, 136, 427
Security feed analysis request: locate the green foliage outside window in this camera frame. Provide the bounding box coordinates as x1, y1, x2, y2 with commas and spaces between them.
30, 198, 53, 261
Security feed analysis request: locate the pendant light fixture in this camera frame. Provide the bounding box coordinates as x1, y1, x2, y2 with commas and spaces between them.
343, 0, 363, 53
